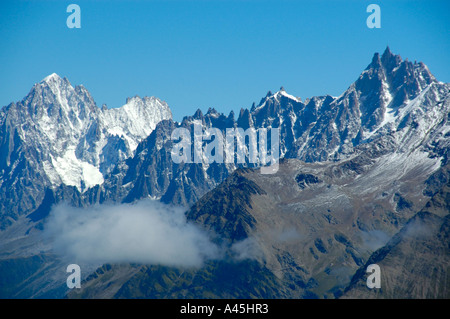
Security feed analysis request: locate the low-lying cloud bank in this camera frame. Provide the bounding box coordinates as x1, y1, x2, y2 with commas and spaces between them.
44, 200, 221, 268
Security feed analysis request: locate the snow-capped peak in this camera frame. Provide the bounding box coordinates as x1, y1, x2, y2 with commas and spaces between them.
102, 95, 172, 150
41, 73, 61, 83
254, 88, 301, 111
41, 73, 61, 82
277, 89, 301, 103
37, 73, 74, 103
268, 87, 300, 102
5, 74, 173, 192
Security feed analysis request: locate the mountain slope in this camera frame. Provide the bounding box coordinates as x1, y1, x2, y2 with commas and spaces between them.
68, 260, 286, 299
70, 151, 447, 298
183, 152, 444, 298
342, 165, 450, 299
0, 74, 171, 228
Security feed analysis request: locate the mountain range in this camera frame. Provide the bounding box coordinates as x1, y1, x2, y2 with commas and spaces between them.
0, 47, 449, 298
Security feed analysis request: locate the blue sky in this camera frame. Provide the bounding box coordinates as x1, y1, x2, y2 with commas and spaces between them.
1, 0, 449, 121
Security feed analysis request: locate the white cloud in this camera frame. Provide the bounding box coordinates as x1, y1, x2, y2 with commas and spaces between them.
44, 200, 220, 268
230, 237, 264, 262
360, 229, 391, 251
